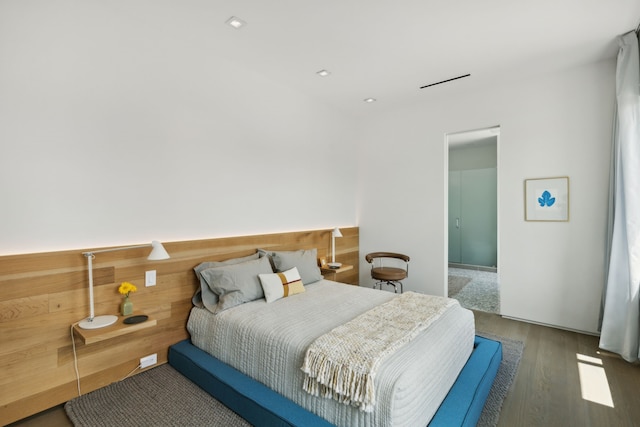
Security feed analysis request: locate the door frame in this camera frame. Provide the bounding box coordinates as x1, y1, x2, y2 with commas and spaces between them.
444, 126, 500, 307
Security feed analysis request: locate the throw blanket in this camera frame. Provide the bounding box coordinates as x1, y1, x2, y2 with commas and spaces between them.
301, 292, 456, 412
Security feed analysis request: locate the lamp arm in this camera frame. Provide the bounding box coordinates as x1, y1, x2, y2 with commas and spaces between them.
83, 241, 169, 261
79, 241, 168, 330
331, 235, 335, 263
82, 243, 150, 257
83, 246, 145, 322
86, 253, 95, 321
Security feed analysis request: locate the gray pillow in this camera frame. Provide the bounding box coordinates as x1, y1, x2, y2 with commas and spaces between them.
258, 248, 323, 285
192, 252, 260, 311
199, 255, 273, 313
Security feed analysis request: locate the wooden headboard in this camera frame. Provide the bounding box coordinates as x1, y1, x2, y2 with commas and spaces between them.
0, 227, 359, 424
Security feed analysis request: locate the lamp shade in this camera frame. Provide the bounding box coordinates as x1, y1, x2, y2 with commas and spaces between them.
148, 241, 170, 260
332, 227, 343, 238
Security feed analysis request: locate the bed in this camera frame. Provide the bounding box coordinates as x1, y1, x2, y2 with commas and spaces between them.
170, 250, 501, 426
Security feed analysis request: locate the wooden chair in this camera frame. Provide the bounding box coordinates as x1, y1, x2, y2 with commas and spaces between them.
365, 252, 410, 293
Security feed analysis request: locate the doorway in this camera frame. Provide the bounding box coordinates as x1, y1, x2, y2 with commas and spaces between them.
446, 126, 500, 314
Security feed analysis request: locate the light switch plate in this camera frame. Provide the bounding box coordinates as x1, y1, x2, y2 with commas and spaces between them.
145, 270, 156, 287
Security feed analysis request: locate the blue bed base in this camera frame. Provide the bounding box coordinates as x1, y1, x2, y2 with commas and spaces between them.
168, 335, 502, 427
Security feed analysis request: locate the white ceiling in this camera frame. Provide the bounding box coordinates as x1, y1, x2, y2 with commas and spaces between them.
175, 1, 638, 116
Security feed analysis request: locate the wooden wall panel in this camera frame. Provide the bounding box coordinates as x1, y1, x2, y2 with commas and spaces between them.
0, 227, 359, 425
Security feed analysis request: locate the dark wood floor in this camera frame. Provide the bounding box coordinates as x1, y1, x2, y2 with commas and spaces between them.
9, 311, 640, 427
474, 311, 640, 427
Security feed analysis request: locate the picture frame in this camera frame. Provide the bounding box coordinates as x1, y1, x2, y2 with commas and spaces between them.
524, 176, 569, 221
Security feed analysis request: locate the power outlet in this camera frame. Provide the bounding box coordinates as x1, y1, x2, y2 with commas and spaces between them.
140, 353, 157, 368
145, 270, 156, 287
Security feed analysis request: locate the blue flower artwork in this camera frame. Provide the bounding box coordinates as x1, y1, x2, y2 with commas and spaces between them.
525, 178, 568, 221
538, 190, 555, 207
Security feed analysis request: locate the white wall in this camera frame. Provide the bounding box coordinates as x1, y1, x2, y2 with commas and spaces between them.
357, 60, 615, 334
0, 1, 617, 334
0, 1, 357, 255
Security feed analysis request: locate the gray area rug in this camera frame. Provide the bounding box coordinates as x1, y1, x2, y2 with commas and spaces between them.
476, 333, 524, 427
65, 365, 251, 427
65, 334, 523, 427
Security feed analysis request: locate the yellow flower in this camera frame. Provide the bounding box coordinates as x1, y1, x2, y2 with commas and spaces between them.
118, 281, 137, 298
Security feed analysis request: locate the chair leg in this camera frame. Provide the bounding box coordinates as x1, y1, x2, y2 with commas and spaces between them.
373, 280, 403, 293
392, 281, 403, 294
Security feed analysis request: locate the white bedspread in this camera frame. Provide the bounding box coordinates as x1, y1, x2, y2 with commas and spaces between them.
302, 292, 457, 412
187, 280, 474, 427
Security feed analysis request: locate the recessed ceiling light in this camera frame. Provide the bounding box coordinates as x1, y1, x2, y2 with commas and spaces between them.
364, 98, 377, 103
226, 16, 246, 29
316, 69, 331, 77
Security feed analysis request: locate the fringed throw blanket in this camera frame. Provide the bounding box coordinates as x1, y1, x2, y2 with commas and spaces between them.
301, 292, 456, 412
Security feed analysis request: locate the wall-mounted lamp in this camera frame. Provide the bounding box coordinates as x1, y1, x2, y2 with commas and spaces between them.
328, 228, 343, 269
78, 241, 170, 330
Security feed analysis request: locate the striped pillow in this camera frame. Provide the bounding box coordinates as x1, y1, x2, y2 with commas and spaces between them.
258, 267, 305, 303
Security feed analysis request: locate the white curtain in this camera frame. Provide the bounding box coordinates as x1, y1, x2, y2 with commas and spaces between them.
599, 30, 640, 363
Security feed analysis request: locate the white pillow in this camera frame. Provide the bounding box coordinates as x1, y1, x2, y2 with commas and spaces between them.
259, 267, 305, 303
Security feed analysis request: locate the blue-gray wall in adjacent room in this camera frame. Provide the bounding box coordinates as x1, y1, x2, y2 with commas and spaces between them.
449, 140, 497, 267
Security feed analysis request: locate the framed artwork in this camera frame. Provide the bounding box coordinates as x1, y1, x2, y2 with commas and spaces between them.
524, 176, 570, 221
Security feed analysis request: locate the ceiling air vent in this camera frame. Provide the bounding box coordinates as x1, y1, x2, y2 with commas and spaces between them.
420, 74, 470, 89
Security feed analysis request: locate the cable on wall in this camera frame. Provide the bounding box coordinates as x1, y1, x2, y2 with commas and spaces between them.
120, 364, 141, 382
70, 323, 82, 396
70, 321, 141, 397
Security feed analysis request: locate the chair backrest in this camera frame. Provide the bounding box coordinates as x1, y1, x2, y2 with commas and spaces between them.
365, 252, 410, 264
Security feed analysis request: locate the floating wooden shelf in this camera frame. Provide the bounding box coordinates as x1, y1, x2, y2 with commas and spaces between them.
320, 264, 355, 284
320, 264, 353, 275
73, 313, 157, 345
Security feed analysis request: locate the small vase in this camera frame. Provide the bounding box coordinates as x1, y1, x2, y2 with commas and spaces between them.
121, 296, 133, 316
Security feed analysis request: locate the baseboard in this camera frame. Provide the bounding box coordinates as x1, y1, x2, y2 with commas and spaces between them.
500, 315, 600, 337
448, 263, 497, 273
